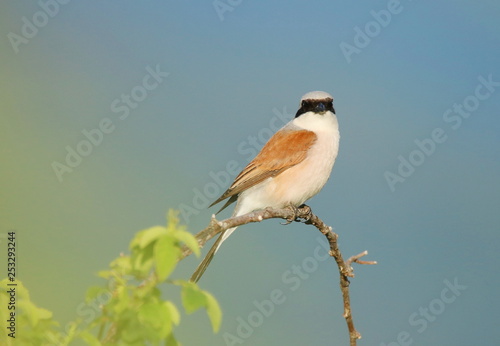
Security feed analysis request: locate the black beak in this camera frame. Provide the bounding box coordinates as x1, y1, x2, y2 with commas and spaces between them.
315, 102, 326, 113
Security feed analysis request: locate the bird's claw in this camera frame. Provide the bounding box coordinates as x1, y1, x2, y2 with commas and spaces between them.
299, 204, 312, 222
281, 204, 300, 225
281, 204, 312, 224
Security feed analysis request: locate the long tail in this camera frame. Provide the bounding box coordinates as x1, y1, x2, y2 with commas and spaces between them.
190, 226, 237, 283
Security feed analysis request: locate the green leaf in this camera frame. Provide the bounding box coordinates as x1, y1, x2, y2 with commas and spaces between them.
164, 301, 180, 326
181, 282, 207, 313
131, 244, 155, 277
97, 270, 112, 279
154, 235, 180, 281
60, 321, 78, 344
180, 282, 222, 333
110, 255, 132, 275
36, 306, 53, 320
16, 300, 37, 324
121, 317, 143, 343
138, 302, 164, 330
203, 291, 222, 332
135, 283, 161, 300
112, 285, 130, 314
158, 303, 175, 339
85, 285, 109, 303
138, 301, 176, 340
166, 332, 181, 346
17, 300, 53, 326
171, 229, 200, 257
78, 330, 101, 346
130, 226, 166, 250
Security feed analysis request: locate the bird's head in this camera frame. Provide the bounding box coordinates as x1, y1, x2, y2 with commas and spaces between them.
295, 91, 335, 118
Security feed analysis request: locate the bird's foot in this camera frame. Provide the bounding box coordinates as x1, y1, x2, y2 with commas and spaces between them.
281, 204, 300, 225
281, 204, 312, 224
298, 204, 312, 222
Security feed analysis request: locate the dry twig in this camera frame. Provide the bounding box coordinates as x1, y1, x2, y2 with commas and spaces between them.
183, 205, 376, 345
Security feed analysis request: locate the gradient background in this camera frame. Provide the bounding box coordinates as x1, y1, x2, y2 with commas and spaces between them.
1, 1, 499, 345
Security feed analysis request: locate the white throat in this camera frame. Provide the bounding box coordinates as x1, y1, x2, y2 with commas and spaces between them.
292, 110, 338, 133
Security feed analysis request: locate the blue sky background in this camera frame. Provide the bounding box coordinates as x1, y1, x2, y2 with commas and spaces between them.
1, 1, 499, 345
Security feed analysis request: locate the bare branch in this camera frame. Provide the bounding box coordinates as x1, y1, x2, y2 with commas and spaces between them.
183, 205, 376, 345
346, 251, 378, 267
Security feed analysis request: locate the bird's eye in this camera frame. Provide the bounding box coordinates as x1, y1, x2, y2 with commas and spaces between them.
302, 101, 308, 107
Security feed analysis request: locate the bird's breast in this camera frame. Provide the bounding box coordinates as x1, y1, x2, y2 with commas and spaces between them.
268, 122, 339, 207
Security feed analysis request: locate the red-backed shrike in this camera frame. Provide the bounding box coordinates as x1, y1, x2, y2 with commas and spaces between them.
191, 91, 339, 282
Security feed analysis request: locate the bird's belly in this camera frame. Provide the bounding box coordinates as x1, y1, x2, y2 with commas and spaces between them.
236, 129, 339, 214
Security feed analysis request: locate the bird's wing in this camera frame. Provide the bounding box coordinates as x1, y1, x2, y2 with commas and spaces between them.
210, 129, 317, 211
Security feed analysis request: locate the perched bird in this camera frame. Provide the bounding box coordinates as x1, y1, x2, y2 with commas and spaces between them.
190, 91, 340, 282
